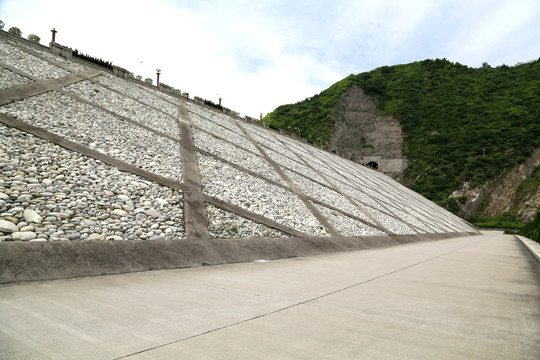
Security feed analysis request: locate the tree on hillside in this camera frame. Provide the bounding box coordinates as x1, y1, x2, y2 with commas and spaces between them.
8, 27, 22, 36
144, 78, 153, 85
28, 34, 40, 43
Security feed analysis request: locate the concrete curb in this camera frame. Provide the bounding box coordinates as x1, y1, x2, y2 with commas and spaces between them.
0, 232, 476, 284
515, 235, 540, 264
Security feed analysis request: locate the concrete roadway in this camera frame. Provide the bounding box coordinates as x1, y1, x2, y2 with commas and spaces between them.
0, 231, 539, 359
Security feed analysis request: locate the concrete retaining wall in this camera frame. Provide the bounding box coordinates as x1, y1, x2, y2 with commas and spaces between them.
0, 232, 476, 284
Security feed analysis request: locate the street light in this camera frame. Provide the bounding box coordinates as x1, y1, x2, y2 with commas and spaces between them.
156, 69, 161, 87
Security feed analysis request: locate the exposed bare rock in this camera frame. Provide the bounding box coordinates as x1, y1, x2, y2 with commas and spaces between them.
457, 146, 540, 222
330, 85, 403, 159
481, 146, 540, 222
518, 190, 540, 223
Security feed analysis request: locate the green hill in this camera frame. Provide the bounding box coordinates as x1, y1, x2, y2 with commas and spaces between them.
264, 58, 540, 217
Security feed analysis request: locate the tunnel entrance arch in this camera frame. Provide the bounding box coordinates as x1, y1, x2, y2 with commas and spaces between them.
366, 161, 379, 171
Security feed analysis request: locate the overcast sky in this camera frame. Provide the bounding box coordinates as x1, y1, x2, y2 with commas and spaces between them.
1, 0, 538, 117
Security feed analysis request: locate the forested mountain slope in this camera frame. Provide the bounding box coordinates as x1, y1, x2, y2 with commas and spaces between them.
264, 58, 540, 221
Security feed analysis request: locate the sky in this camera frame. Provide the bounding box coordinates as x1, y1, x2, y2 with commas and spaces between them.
1, 0, 539, 117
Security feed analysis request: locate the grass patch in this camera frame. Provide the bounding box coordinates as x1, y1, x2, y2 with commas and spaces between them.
467, 212, 525, 230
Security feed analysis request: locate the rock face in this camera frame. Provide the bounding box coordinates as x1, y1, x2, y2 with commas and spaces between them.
518, 191, 540, 222
456, 146, 540, 222
481, 146, 540, 222
330, 85, 403, 160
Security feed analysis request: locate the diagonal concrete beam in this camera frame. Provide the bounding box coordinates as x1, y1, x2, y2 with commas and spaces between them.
184, 111, 388, 233
0, 113, 185, 192
0, 111, 304, 240
203, 195, 310, 239
235, 122, 340, 237
177, 101, 211, 240
0, 68, 102, 106
268, 132, 390, 233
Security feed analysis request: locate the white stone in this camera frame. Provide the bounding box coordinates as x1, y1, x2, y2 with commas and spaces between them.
23, 209, 42, 223
81, 219, 97, 227
145, 209, 162, 218
112, 209, 128, 217
12, 231, 37, 241
0, 220, 19, 233
87, 233, 105, 241
156, 198, 169, 207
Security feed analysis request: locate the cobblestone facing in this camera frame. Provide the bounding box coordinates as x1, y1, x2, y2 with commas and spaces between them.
198, 152, 328, 237
187, 103, 241, 133
188, 110, 258, 153
0, 123, 185, 242
192, 128, 284, 185
15, 41, 88, 73
93, 73, 179, 117
206, 203, 289, 238
0, 67, 33, 89
262, 146, 326, 184
0, 91, 183, 183
0, 33, 477, 242
284, 169, 373, 223
0, 40, 69, 79
313, 202, 385, 237
64, 80, 178, 136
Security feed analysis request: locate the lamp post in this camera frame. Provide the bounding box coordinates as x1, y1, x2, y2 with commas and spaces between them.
51, 28, 57, 43
156, 69, 161, 88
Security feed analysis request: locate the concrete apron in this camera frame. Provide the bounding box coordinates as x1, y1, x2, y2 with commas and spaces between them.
0, 232, 538, 359
0, 231, 476, 284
